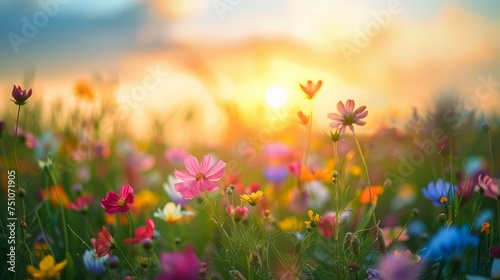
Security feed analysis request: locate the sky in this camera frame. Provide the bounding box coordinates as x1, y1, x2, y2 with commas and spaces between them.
1, 0, 500, 143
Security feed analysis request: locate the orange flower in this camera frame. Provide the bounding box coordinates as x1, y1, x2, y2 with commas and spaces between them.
360, 185, 384, 204
299, 80, 322, 99
297, 111, 310, 126
300, 165, 315, 182
481, 222, 491, 235
74, 80, 95, 101
41, 185, 71, 209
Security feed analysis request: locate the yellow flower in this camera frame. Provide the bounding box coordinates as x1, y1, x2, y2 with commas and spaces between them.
133, 190, 159, 212
240, 191, 264, 206
304, 210, 321, 228
27, 255, 67, 280
279, 216, 304, 231
154, 202, 194, 224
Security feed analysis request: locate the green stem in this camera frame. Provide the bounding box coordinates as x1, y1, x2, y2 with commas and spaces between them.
47, 169, 70, 256
388, 211, 414, 251
486, 131, 500, 244
126, 212, 133, 277
487, 131, 499, 181
13, 105, 22, 278
203, 191, 235, 252
251, 206, 287, 269
352, 131, 377, 227
116, 246, 138, 277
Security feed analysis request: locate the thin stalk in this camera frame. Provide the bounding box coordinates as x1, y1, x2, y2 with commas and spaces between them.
126, 213, 134, 277
116, 246, 138, 276
203, 191, 235, 252
352, 131, 377, 227
47, 169, 70, 256
13, 105, 23, 278
251, 206, 287, 269
487, 131, 500, 243
388, 211, 414, 251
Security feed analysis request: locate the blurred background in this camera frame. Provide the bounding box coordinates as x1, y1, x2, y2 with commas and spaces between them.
1, 0, 500, 146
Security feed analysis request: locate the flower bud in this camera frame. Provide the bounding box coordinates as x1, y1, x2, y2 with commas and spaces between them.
107, 255, 119, 269
481, 122, 490, 133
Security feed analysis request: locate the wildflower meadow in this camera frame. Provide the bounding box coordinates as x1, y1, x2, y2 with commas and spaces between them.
2, 2, 500, 280
1, 80, 500, 280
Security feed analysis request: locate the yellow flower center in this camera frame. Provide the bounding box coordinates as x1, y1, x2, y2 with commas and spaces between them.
195, 173, 206, 181
117, 198, 126, 207
439, 197, 448, 204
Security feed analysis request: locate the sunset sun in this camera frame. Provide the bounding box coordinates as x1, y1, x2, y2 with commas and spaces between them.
265, 86, 288, 109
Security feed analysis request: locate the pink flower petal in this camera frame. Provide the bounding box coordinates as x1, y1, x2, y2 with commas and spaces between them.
184, 156, 200, 175
353, 106, 367, 116
354, 120, 366, 126
337, 101, 347, 116
174, 180, 198, 200
199, 155, 212, 174
327, 113, 343, 121
120, 185, 133, 198
205, 160, 226, 180
345, 100, 355, 113
203, 180, 219, 192
174, 169, 194, 181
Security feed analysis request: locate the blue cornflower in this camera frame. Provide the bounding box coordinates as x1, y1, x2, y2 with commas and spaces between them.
423, 225, 478, 262
83, 250, 107, 275
422, 179, 456, 207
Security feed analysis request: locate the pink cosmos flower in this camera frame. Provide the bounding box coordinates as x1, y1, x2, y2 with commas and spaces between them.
101, 185, 134, 214
174, 155, 226, 200
327, 99, 368, 134
158, 246, 199, 280
124, 219, 155, 244
69, 195, 93, 212
477, 174, 499, 200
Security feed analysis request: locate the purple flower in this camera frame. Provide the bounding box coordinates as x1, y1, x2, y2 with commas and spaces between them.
11, 85, 33, 105
327, 99, 368, 134
422, 179, 456, 207
264, 166, 288, 183
157, 246, 199, 280
374, 251, 423, 280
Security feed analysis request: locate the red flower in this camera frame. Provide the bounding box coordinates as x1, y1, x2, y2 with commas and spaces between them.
101, 185, 134, 214
299, 80, 322, 99
93, 227, 115, 258
124, 219, 155, 244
